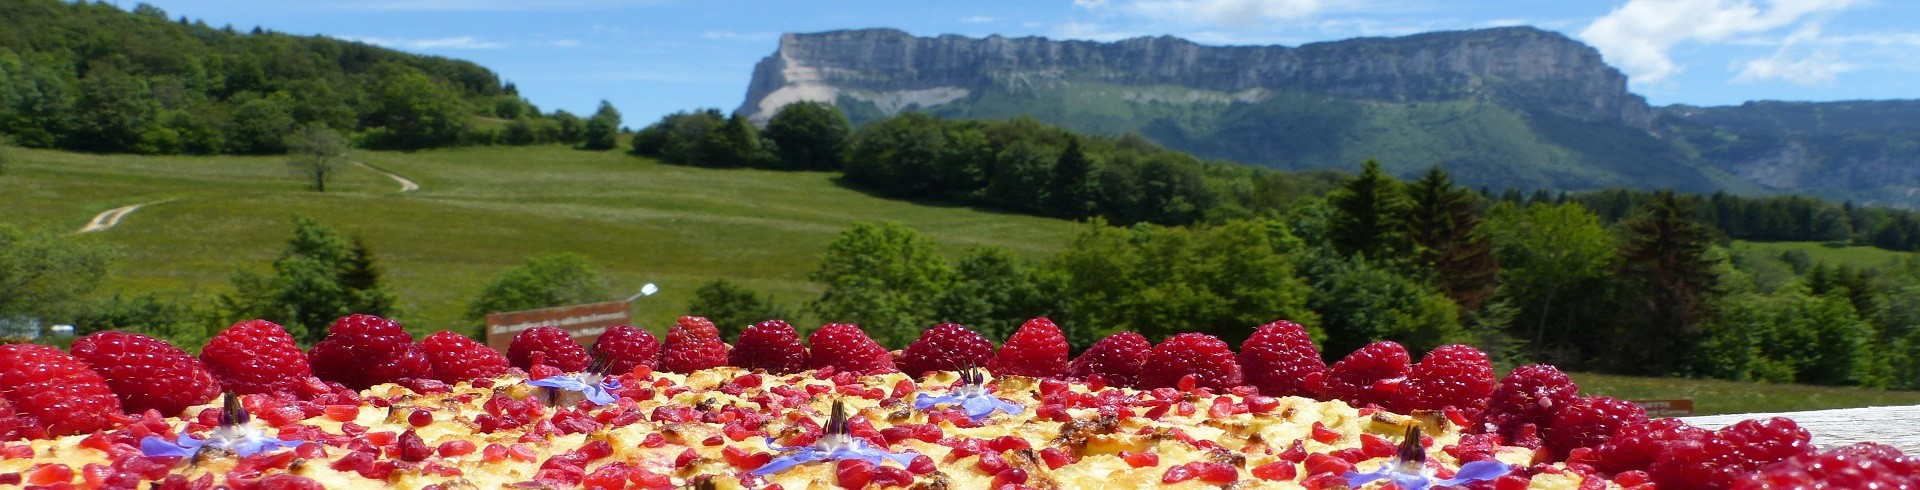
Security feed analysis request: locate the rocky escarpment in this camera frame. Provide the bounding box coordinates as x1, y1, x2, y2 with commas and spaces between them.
1662, 100, 1920, 207
737, 27, 1652, 129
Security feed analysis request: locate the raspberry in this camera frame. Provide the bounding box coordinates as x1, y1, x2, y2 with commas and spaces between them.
1592, 418, 1707, 475
1474, 364, 1578, 449
1718, 417, 1813, 470
806, 323, 898, 375
592, 325, 660, 375
421, 331, 509, 383
897, 323, 994, 378
1735, 442, 1920, 490
1647, 432, 1748, 489
729, 320, 808, 374
1546, 396, 1646, 458
1236, 320, 1327, 398
507, 326, 592, 372
1067, 332, 1151, 388
988, 318, 1069, 378
0, 344, 124, 437
201, 319, 315, 396
68, 331, 220, 416
0, 396, 31, 441
1401, 344, 1493, 417
660, 316, 729, 373
308, 314, 430, 389
1324, 341, 1410, 410
1138, 333, 1244, 390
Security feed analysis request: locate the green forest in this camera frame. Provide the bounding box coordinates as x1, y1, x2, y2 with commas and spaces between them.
0, 0, 615, 153
629, 103, 1920, 390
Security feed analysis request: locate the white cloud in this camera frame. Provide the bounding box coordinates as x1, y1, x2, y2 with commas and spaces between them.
352, 36, 503, 50
549, 39, 582, 47
1734, 21, 1852, 84
1579, 0, 1863, 84
1735, 51, 1852, 84
960, 15, 998, 24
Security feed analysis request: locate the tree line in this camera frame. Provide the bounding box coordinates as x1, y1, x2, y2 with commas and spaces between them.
630, 103, 1346, 226
0, 1, 610, 154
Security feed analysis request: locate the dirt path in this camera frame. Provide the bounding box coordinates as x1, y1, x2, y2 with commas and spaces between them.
358, 161, 419, 192
76, 200, 166, 233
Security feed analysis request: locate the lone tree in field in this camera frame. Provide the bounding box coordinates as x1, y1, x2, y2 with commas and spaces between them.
286, 124, 350, 192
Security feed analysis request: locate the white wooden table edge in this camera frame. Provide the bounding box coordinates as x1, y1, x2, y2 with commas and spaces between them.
1679, 404, 1920, 454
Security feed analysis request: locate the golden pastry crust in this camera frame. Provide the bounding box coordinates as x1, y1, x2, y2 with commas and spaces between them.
0, 367, 1610, 489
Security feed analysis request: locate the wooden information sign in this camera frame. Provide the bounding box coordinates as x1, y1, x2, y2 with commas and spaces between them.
484, 300, 631, 351
1630, 399, 1695, 417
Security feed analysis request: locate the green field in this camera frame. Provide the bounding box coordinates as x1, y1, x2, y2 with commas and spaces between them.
1733, 240, 1914, 271
0, 145, 1078, 336
1572, 372, 1920, 416
6, 145, 1918, 414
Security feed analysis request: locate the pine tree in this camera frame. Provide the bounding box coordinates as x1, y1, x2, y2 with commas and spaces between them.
1045, 136, 1091, 219
1404, 166, 1498, 311
1327, 160, 1409, 259
1616, 191, 1718, 373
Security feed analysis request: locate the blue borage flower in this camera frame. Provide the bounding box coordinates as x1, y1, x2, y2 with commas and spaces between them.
528, 372, 622, 406
1345, 426, 1513, 490
912, 367, 1023, 422
140, 393, 302, 458
753, 401, 920, 475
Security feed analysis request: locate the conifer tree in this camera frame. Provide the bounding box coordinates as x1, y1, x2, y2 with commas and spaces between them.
1405, 166, 1498, 311
1327, 160, 1409, 259
1617, 191, 1718, 372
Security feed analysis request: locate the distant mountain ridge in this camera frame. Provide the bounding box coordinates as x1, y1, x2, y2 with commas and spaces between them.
737, 27, 1920, 206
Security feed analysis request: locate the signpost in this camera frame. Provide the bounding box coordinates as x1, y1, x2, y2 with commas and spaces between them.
484, 300, 632, 352
1630, 399, 1695, 418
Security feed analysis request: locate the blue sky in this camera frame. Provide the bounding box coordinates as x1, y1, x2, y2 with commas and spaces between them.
136, 0, 1918, 125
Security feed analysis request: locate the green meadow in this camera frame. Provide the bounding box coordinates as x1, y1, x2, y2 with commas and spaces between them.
1733, 240, 1914, 272
2, 144, 1077, 337
5, 145, 1917, 414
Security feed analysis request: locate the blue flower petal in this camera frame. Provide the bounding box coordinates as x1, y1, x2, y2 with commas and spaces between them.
229, 436, 303, 457
530, 375, 622, 406
913, 393, 962, 411
528, 376, 592, 391
139, 434, 204, 457
753, 447, 828, 475
1344, 462, 1396, 489
958, 394, 1026, 422
1434, 461, 1514, 486
752, 436, 921, 475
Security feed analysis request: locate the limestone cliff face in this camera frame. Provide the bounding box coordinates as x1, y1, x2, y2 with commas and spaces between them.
737, 27, 1652, 128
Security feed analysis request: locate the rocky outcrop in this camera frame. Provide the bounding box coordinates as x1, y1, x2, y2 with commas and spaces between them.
737, 27, 1652, 128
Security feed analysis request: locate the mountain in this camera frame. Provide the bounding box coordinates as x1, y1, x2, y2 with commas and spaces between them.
1661, 100, 1920, 208
739, 28, 1920, 206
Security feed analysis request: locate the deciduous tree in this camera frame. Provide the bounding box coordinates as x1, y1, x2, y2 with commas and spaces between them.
467, 253, 611, 326
763, 101, 850, 170
285, 123, 349, 192
808, 222, 953, 348
688, 279, 790, 341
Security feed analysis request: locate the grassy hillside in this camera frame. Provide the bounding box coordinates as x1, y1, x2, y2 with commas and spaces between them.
905, 83, 1750, 194
0, 145, 1078, 337
1573, 371, 1920, 416
1733, 240, 1913, 271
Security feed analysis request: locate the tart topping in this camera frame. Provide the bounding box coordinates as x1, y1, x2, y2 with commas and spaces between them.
755, 400, 920, 475
912, 367, 1024, 422
139, 392, 302, 458
1344, 426, 1512, 490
